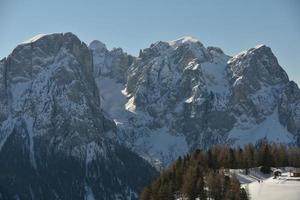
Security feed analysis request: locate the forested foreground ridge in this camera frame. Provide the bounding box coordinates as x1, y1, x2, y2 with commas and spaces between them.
139, 143, 300, 200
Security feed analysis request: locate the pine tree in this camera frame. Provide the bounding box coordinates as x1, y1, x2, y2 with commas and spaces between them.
182, 167, 197, 199
140, 186, 151, 200
195, 174, 206, 200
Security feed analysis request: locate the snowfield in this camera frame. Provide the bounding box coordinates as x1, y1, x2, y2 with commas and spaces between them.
246, 175, 300, 200
232, 168, 300, 200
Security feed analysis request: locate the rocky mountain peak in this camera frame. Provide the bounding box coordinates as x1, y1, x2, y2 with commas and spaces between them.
138, 36, 209, 62
229, 44, 289, 87
89, 40, 107, 52
207, 46, 225, 55
168, 36, 203, 48
17, 32, 83, 50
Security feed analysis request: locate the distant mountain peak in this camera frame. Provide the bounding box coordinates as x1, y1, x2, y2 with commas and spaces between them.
89, 40, 107, 51
168, 36, 201, 48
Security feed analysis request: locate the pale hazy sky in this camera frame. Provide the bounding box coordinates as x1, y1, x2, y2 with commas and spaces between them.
1, 0, 299, 84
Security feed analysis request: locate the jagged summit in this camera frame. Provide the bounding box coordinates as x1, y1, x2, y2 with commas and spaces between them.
255, 44, 267, 49
21, 33, 47, 44
232, 44, 271, 59
168, 36, 202, 48
229, 44, 289, 85
20, 32, 81, 45
89, 40, 107, 51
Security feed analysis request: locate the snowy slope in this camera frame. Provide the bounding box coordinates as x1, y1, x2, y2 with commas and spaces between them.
228, 108, 294, 146
231, 168, 300, 200
236, 169, 300, 200
246, 176, 300, 200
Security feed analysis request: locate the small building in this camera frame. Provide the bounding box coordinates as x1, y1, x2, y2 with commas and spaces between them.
273, 169, 282, 177
290, 168, 300, 177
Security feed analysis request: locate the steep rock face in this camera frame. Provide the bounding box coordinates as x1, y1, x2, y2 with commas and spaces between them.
89, 40, 134, 83
0, 59, 7, 123
278, 81, 300, 145
90, 37, 300, 166
0, 33, 157, 200
124, 37, 234, 154
229, 45, 289, 122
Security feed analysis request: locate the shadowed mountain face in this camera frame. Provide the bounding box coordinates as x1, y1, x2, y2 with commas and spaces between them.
0, 33, 157, 200
0, 32, 300, 199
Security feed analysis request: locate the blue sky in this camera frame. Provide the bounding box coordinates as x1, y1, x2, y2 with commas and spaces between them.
1, 0, 300, 84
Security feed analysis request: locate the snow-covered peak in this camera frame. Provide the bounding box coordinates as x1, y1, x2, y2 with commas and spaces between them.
229, 44, 289, 85
21, 34, 47, 44
249, 44, 272, 55
19, 32, 82, 47
168, 36, 202, 48
89, 40, 107, 51
255, 44, 267, 49
232, 44, 270, 60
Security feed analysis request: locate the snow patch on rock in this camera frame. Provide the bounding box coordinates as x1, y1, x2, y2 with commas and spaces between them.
21, 34, 47, 44
228, 108, 294, 146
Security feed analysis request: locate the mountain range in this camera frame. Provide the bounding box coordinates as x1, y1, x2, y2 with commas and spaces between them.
0, 32, 299, 199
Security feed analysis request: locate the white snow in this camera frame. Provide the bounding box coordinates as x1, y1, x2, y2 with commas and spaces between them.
245, 172, 300, 200
96, 77, 134, 123
21, 34, 46, 44
201, 61, 230, 95
231, 168, 300, 200
168, 36, 200, 48
228, 108, 294, 146
135, 127, 189, 166
125, 96, 136, 113
255, 44, 266, 49
93, 75, 188, 166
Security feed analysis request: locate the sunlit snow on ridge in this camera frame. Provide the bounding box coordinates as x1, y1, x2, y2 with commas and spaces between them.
21, 34, 47, 44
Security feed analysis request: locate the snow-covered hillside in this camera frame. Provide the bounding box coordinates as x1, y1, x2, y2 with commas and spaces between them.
232, 168, 300, 200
